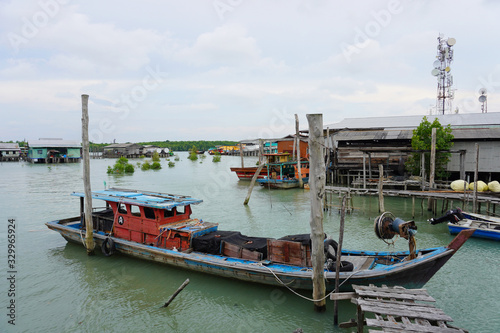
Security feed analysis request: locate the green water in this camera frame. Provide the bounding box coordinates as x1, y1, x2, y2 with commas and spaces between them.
1, 155, 499, 332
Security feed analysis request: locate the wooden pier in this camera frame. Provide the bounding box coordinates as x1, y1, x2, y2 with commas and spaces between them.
325, 185, 500, 216
337, 284, 467, 332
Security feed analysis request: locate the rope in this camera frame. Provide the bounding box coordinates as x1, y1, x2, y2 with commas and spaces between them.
257, 263, 363, 302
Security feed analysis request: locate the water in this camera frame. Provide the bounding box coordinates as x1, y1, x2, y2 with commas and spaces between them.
1, 155, 499, 332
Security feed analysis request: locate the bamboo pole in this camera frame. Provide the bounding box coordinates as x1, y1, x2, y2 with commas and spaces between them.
295, 114, 303, 188
325, 127, 330, 184
428, 128, 437, 211
378, 164, 385, 213
239, 142, 244, 168
162, 278, 190, 307
473, 143, 479, 213
306, 114, 326, 312
244, 139, 264, 205
82, 94, 95, 255
334, 195, 346, 325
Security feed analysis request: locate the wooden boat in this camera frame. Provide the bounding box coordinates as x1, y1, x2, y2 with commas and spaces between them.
46, 188, 473, 292
430, 209, 500, 241
257, 161, 309, 189
230, 166, 268, 180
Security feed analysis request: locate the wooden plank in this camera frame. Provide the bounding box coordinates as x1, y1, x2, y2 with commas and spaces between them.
353, 285, 436, 302
330, 292, 356, 300
356, 299, 453, 322
366, 318, 465, 333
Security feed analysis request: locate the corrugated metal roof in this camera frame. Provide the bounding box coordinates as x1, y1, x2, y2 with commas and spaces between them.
334, 129, 413, 141
325, 112, 500, 130
71, 188, 202, 209
0, 143, 20, 150
333, 126, 500, 142
28, 139, 81, 148
104, 143, 142, 148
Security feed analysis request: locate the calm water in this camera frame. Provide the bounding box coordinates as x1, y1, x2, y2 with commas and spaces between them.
1, 155, 499, 332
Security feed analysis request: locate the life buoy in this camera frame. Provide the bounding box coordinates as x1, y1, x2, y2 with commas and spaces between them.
323, 239, 338, 260
101, 237, 115, 257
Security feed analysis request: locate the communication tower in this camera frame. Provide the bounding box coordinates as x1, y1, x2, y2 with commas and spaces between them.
478, 88, 487, 113
431, 35, 456, 114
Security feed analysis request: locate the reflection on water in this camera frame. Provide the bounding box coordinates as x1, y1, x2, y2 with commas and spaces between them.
1, 157, 499, 332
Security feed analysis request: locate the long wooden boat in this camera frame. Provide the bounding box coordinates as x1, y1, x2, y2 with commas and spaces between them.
230, 166, 268, 180
431, 209, 500, 241
46, 188, 473, 291
257, 161, 310, 189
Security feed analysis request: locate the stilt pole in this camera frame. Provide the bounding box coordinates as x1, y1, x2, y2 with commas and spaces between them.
307, 114, 326, 312
82, 94, 95, 255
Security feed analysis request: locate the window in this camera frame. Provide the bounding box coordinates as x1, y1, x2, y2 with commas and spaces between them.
118, 203, 127, 214
176, 206, 185, 215
164, 208, 175, 218
130, 205, 141, 217
143, 207, 155, 220
37, 149, 43, 154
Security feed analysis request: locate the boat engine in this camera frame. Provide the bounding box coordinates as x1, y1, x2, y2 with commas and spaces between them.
374, 212, 418, 259
429, 208, 464, 225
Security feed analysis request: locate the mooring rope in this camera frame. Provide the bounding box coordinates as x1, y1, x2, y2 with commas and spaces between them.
257, 263, 363, 302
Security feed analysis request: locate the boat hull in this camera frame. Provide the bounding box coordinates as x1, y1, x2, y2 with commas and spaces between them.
448, 211, 500, 241
257, 177, 309, 189
448, 223, 500, 241
46, 219, 470, 292
230, 166, 268, 180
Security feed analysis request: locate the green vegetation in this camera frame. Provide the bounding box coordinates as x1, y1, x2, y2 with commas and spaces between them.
138, 140, 237, 151
152, 151, 160, 162
406, 116, 454, 179
107, 157, 135, 174
168, 161, 175, 167
188, 146, 198, 161
212, 151, 221, 162
141, 161, 151, 170
151, 161, 161, 170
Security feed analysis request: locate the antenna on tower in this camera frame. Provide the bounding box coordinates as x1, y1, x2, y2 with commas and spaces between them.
478, 88, 487, 113
431, 35, 456, 115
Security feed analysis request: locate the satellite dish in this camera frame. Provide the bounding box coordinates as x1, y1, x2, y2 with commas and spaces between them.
447, 38, 456, 46
431, 68, 440, 76
479, 95, 487, 103
433, 60, 441, 68
479, 88, 487, 95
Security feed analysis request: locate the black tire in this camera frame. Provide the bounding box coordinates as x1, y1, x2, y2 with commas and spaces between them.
324, 239, 338, 260
101, 237, 115, 257
326, 260, 354, 272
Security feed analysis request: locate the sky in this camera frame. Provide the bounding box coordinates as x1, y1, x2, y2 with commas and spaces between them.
1, 0, 500, 143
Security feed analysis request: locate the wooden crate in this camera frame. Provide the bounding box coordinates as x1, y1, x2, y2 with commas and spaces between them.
267, 239, 310, 266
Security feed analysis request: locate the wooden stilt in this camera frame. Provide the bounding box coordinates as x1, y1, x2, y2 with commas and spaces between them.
307, 114, 326, 312
82, 94, 95, 255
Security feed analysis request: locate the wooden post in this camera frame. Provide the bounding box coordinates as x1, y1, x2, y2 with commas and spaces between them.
244, 139, 264, 205
362, 153, 366, 189
378, 164, 385, 213
239, 143, 244, 168
420, 152, 425, 190
473, 143, 479, 213
459, 151, 466, 180
295, 114, 303, 188
325, 127, 331, 184
334, 195, 346, 325
162, 278, 190, 307
82, 94, 95, 255
307, 114, 326, 312
428, 128, 436, 211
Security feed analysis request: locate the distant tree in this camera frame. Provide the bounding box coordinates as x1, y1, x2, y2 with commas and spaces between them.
406, 116, 454, 179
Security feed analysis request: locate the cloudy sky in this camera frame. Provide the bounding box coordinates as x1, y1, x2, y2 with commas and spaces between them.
1, 0, 500, 143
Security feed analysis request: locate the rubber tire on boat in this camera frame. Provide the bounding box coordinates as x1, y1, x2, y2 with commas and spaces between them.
324, 239, 338, 260
101, 237, 115, 257
326, 260, 354, 272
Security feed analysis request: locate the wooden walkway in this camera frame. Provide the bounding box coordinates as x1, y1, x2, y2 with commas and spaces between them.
341, 284, 467, 333
325, 185, 500, 216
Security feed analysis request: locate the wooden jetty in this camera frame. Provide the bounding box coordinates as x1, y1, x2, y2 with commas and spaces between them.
325, 185, 500, 216
337, 284, 467, 332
